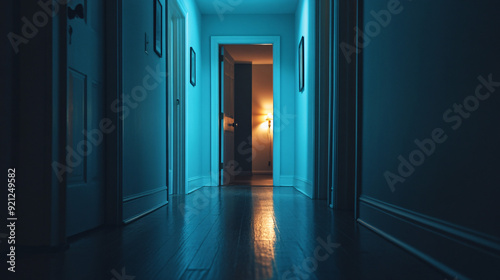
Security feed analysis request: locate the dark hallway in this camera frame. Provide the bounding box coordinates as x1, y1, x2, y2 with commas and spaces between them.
2, 0, 500, 279
15, 187, 445, 280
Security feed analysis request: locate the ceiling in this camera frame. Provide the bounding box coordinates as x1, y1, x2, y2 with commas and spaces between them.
224, 45, 273, 64
194, 0, 299, 15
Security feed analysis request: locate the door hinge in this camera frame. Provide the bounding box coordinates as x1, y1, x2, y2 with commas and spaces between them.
220, 162, 224, 169
220, 112, 224, 120
219, 54, 224, 62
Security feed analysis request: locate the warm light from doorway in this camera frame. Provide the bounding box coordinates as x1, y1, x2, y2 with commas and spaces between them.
265, 113, 273, 129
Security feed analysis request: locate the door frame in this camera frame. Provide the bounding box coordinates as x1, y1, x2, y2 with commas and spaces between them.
315, 0, 332, 201
321, 0, 358, 210
168, 0, 187, 195
328, 0, 339, 208
210, 36, 281, 186
354, 0, 362, 220
104, 0, 123, 225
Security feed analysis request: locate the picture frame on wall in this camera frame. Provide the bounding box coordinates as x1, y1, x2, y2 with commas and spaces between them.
299, 36, 304, 92
154, 0, 163, 57
190, 47, 196, 86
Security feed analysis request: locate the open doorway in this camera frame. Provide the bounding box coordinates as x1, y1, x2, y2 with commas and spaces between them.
219, 45, 274, 186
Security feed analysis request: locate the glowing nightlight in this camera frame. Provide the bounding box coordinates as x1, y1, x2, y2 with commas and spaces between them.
265, 113, 273, 128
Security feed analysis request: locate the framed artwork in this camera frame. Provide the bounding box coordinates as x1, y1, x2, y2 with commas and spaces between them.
299, 36, 304, 92
154, 0, 163, 57
190, 47, 196, 86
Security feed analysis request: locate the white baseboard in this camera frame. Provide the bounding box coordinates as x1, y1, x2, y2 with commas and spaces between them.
294, 177, 313, 198
123, 186, 168, 223
279, 176, 294, 186
187, 176, 209, 194
358, 196, 497, 279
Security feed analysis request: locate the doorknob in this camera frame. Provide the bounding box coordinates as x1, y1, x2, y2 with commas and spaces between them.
68, 4, 85, 20
229, 122, 238, 128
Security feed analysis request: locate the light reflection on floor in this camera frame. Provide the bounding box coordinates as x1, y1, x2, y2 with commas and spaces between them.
251, 188, 276, 278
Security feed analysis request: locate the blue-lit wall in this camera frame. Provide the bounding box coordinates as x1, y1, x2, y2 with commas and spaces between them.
182, 0, 206, 193
122, 0, 168, 221
358, 1, 500, 278
294, 0, 315, 197
201, 14, 296, 186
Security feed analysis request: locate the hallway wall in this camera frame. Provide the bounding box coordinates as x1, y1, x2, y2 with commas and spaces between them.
358, 1, 500, 278
294, 0, 316, 197
121, 0, 168, 221
201, 14, 296, 186
181, 0, 206, 193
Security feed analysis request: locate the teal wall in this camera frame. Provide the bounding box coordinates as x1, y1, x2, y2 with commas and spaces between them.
182, 0, 206, 193
358, 1, 500, 278
294, 0, 315, 197
122, 0, 168, 221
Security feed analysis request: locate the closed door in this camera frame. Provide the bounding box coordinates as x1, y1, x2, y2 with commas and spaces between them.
220, 47, 236, 185
66, 0, 105, 236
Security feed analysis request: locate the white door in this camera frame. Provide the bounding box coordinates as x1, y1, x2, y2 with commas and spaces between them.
66, 0, 105, 236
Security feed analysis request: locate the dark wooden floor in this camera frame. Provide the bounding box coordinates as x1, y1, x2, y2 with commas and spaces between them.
232, 175, 274, 186
13, 187, 446, 280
